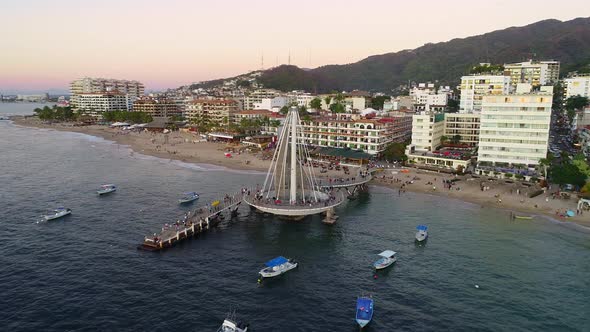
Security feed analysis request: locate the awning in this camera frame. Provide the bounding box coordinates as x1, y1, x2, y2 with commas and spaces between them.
265, 256, 288, 267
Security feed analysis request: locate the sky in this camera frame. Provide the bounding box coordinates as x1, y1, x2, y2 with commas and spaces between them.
0, 0, 587, 92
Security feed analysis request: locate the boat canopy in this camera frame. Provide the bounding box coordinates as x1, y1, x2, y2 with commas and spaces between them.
101, 184, 116, 187
416, 225, 428, 231
265, 256, 288, 267
183, 192, 197, 195
378, 250, 396, 258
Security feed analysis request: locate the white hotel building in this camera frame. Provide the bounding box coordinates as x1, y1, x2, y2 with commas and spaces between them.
75, 92, 129, 116
478, 84, 553, 166
70, 77, 145, 111
459, 75, 511, 113
564, 75, 590, 99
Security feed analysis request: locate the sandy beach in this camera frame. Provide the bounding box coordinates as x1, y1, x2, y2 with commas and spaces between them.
10, 116, 590, 227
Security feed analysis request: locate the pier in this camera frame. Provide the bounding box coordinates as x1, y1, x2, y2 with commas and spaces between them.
139, 189, 249, 251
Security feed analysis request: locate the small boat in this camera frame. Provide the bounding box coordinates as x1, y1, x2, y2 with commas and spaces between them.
44, 207, 72, 221
415, 225, 428, 242
178, 192, 199, 204
373, 250, 397, 270
514, 215, 533, 220
259, 256, 298, 278
355, 296, 374, 328
217, 311, 249, 332
97, 184, 117, 195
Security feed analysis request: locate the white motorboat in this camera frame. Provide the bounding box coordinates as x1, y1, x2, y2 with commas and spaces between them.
178, 192, 199, 204
217, 312, 249, 332
44, 208, 72, 221
373, 250, 396, 270
97, 184, 117, 195
415, 225, 428, 242
259, 256, 298, 278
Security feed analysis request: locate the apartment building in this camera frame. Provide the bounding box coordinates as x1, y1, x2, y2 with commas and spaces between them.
243, 89, 281, 110
76, 92, 129, 115
408, 113, 445, 151
477, 85, 553, 166
504, 60, 560, 88
287, 91, 315, 108
70, 77, 144, 110
233, 109, 274, 124
459, 75, 511, 113
254, 96, 288, 112
564, 75, 590, 99
185, 99, 239, 124
444, 113, 481, 147
300, 114, 412, 155
132, 97, 182, 118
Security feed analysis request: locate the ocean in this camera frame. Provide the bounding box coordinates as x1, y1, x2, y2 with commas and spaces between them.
0, 104, 589, 331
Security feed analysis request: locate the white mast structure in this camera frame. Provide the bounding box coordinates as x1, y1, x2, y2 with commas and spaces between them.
246, 107, 342, 217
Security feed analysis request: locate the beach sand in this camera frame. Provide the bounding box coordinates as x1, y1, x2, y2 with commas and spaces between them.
11, 116, 590, 227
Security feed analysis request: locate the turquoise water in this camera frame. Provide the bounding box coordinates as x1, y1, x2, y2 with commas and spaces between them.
0, 106, 589, 331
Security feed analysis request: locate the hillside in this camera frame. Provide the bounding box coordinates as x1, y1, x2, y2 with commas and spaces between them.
191, 17, 590, 93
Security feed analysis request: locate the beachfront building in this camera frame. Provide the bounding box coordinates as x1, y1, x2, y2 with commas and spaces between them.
564, 75, 590, 99
504, 60, 560, 88
477, 84, 553, 167
405, 112, 473, 171
75, 92, 129, 116
185, 99, 239, 125
16, 94, 49, 102
345, 90, 372, 111
243, 89, 281, 110
459, 75, 511, 113
300, 114, 412, 155
410, 83, 449, 112
253, 96, 288, 112
70, 77, 144, 110
443, 113, 481, 147
132, 97, 182, 118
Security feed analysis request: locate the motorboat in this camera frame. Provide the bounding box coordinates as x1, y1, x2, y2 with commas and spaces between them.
415, 225, 428, 242
97, 184, 117, 195
355, 296, 374, 328
259, 256, 298, 278
44, 207, 71, 221
373, 250, 397, 270
217, 312, 249, 332
178, 192, 199, 204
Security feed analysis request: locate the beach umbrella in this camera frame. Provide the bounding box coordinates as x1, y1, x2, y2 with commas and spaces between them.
566, 210, 575, 217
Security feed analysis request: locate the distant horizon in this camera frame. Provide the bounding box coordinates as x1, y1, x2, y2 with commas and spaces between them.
1, 0, 588, 92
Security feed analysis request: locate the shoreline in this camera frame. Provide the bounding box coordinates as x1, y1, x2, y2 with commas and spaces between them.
9, 116, 590, 228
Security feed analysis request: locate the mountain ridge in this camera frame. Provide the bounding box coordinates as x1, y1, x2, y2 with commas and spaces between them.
189, 17, 590, 93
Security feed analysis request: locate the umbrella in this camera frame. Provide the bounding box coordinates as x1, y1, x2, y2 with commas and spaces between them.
566, 210, 575, 217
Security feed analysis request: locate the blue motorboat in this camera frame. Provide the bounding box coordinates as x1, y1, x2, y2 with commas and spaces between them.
415, 225, 428, 242
178, 192, 199, 204
355, 296, 374, 328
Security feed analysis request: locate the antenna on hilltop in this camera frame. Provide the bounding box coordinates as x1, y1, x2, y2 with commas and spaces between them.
288, 50, 291, 66
261, 51, 264, 70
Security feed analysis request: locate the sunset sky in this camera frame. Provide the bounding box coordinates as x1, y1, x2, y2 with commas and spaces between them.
0, 0, 587, 92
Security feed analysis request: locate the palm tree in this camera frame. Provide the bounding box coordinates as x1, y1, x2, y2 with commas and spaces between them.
324, 96, 332, 109
538, 158, 551, 179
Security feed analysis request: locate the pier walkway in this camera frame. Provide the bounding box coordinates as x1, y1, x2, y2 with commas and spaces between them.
139, 189, 251, 251
316, 173, 373, 189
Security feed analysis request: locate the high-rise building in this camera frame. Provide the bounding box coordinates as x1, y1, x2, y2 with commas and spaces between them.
504, 60, 560, 88
408, 112, 445, 151
75, 92, 129, 116
459, 75, 511, 113
185, 99, 239, 125
243, 89, 281, 110
70, 77, 145, 110
564, 75, 590, 99
444, 113, 481, 147
477, 84, 553, 166
132, 97, 182, 118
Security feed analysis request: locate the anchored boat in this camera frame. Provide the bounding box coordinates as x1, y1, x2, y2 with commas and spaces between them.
373, 250, 397, 270
44, 207, 72, 221
97, 184, 117, 195
355, 296, 374, 328
259, 256, 298, 278
217, 311, 249, 332
178, 192, 199, 204
415, 225, 428, 242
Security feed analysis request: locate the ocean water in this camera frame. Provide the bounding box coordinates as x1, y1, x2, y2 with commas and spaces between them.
0, 105, 589, 331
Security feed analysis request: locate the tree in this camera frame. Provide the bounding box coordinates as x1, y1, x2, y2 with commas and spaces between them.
538, 158, 551, 178
329, 103, 345, 114
279, 106, 289, 115
565, 95, 589, 123
324, 96, 332, 107
440, 135, 449, 145
370, 96, 390, 110
446, 99, 459, 113
469, 63, 504, 74
550, 163, 587, 187
298, 106, 307, 117
382, 142, 408, 161
310, 97, 322, 110
451, 134, 461, 144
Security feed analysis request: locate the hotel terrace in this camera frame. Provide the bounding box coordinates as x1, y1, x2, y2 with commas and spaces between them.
300, 114, 412, 156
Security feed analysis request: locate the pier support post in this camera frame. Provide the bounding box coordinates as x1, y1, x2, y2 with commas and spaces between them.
205, 217, 210, 229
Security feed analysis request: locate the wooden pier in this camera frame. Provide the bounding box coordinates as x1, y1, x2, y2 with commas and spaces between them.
138, 189, 250, 251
